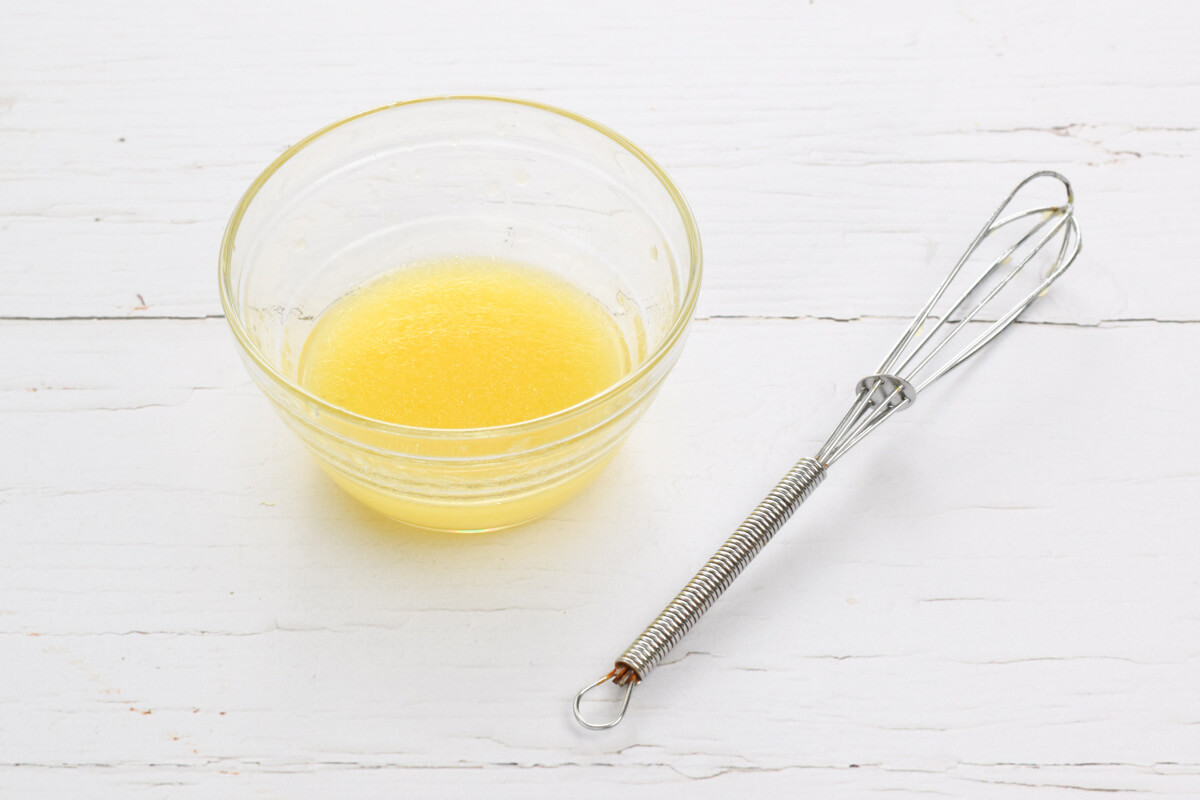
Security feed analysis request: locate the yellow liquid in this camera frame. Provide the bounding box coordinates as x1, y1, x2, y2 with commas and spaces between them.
297, 257, 631, 529
300, 257, 629, 427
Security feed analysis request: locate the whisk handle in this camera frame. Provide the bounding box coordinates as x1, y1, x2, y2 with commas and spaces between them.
616, 456, 827, 681
573, 456, 827, 729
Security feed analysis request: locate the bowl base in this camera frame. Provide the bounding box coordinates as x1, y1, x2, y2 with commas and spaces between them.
317, 450, 621, 533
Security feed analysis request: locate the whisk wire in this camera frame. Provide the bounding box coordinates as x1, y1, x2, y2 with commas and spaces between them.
883, 172, 1078, 392
820, 381, 910, 465
905, 210, 1072, 389
817, 172, 1080, 466
918, 210, 1079, 390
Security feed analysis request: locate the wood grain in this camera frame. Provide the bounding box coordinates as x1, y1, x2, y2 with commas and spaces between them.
3, 317, 1198, 795
2, 1, 1197, 322
2, 1, 1198, 796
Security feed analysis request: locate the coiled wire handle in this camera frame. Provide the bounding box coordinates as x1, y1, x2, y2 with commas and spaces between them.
618, 457, 827, 677
573, 457, 826, 729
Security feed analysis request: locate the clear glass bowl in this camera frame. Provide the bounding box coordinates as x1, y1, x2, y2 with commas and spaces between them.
219, 96, 702, 532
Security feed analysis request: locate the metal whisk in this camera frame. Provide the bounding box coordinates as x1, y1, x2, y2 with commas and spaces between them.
573, 170, 1082, 730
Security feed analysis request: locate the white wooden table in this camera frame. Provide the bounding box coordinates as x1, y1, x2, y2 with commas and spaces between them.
3, 2, 1198, 796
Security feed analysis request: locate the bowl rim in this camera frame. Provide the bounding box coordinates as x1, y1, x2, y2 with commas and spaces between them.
218, 95, 703, 439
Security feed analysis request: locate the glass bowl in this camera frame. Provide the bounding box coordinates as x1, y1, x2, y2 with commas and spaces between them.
219, 96, 702, 532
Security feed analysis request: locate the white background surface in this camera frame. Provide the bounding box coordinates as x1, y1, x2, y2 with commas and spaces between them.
2, 1, 1198, 796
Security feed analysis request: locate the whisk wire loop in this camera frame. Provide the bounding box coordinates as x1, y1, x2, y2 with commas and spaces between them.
882, 172, 1080, 393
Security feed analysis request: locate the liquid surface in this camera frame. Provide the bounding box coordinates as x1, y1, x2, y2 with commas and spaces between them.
299, 257, 629, 428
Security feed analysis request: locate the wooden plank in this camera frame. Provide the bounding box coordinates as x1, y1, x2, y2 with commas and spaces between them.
1, 1, 1197, 321
1, 316, 1197, 791
4, 762, 1197, 799
4, 0, 1199, 794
